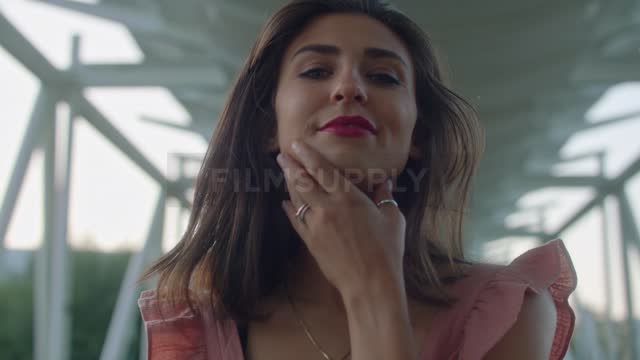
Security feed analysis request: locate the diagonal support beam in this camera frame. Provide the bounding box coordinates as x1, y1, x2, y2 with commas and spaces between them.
2, 8, 191, 208
573, 56, 640, 84
70, 63, 227, 87
33, 0, 242, 68
548, 153, 640, 240
68, 92, 190, 209
521, 174, 605, 188
0, 11, 68, 84
0, 89, 54, 250
585, 109, 640, 130
35, 0, 165, 33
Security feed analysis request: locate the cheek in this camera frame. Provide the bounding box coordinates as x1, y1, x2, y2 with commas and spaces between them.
276, 87, 300, 122
403, 93, 418, 127
278, 81, 320, 111
274, 84, 315, 141
276, 80, 325, 117
387, 97, 417, 138
407, 106, 418, 138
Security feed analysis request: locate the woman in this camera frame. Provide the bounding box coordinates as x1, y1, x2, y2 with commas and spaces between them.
138, 1, 577, 359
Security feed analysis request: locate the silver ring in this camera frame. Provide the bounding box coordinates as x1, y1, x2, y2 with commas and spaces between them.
295, 203, 311, 224
376, 199, 398, 208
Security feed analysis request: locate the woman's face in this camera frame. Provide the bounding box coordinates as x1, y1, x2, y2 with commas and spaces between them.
272, 13, 419, 189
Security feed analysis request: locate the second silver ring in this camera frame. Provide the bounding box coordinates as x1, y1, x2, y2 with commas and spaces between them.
295, 203, 311, 224
376, 199, 399, 208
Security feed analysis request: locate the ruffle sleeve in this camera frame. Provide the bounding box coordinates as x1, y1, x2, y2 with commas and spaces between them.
138, 289, 208, 360
455, 239, 577, 360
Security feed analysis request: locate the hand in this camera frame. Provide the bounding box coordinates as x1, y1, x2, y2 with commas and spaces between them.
276, 140, 406, 297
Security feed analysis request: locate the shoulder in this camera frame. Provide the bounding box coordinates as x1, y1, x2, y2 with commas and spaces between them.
138, 288, 239, 360
441, 239, 577, 360
138, 288, 205, 325
483, 288, 557, 359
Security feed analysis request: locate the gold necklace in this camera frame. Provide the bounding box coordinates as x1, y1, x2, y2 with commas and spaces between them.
284, 280, 351, 360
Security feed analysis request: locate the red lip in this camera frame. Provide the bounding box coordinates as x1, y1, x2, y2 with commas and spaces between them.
318, 115, 377, 134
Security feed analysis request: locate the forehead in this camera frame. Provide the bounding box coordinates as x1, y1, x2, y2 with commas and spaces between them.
282, 13, 411, 64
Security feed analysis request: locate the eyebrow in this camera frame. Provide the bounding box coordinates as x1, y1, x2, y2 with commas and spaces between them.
291, 44, 408, 67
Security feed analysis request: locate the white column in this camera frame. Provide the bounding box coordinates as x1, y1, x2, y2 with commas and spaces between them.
34, 87, 57, 360
100, 190, 166, 360
617, 192, 639, 360
47, 102, 74, 360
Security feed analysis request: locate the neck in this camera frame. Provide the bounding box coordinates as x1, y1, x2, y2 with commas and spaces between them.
285, 246, 347, 314
282, 183, 381, 313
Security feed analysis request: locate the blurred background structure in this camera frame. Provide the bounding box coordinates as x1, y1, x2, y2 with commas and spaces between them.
0, 0, 639, 359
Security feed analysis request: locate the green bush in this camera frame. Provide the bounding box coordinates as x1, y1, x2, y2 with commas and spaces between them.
0, 250, 142, 360
0, 268, 33, 360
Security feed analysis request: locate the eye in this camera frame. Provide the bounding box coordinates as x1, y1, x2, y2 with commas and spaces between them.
299, 67, 332, 79
368, 73, 401, 85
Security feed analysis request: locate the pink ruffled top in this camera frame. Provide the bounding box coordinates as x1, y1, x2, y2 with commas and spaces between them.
138, 239, 577, 360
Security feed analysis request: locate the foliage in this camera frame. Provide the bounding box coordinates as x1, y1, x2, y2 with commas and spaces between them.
0, 266, 33, 360
0, 250, 142, 360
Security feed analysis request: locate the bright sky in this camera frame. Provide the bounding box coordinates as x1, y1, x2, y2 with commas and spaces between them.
0, 0, 206, 252
482, 83, 640, 322
1, 0, 639, 322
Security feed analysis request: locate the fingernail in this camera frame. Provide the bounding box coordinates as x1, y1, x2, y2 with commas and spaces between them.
276, 153, 288, 166
386, 179, 393, 192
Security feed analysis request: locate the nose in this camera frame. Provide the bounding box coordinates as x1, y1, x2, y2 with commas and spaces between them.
330, 71, 368, 104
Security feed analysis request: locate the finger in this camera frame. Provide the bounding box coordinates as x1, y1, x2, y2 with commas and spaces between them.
373, 179, 403, 220
281, 163, 304, 207
278, 152, 315, 207
290, 140, 362, 198
277, 152, 326, 206
281, 200, 310, 238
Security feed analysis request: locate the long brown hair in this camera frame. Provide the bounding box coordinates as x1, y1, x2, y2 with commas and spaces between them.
142, 0, 484, 324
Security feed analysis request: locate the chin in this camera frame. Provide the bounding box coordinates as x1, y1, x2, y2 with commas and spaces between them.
333, 161, 390, 188
312, 145, 400, 183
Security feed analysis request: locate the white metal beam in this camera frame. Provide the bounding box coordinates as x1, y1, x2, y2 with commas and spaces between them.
584, 109, 640, 130
137, 318, 148, 360
33, 0, 242, 68
600, 201, 619, 360
34, 87, 57, 360
47, 103, 74, 360
68, 93, 190, 209
36, 0, 165, 33
69, 93, 164, 181
100, 190, 165, 360
0, 90, 52, 251
548, 153, 640, 240
520, 174, 604, 188
572, 59, 640, 84
70, 63, 227, 88
617, 192, 640, 360
213, 0, 268, 25
0, 19, 192, 208
0, 12, 68, 84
